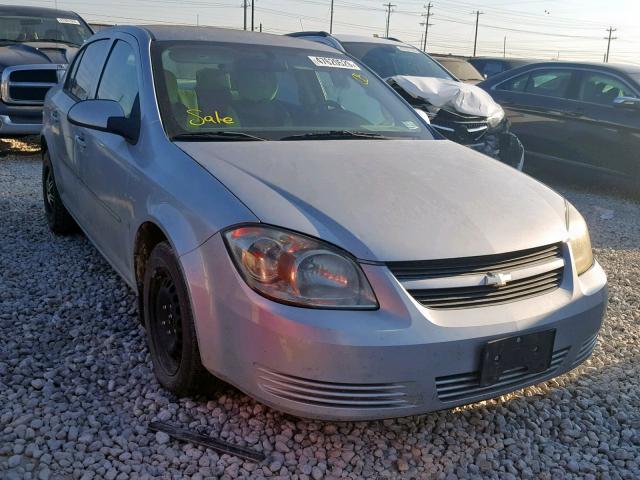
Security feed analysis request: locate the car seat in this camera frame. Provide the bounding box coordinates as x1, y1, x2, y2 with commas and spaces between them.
231, 70, 291, 127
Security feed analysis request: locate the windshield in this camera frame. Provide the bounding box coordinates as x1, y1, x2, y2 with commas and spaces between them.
0, 13, 92, 45
438, 59, 483, 82
152, 41, 434, 141
341, 42, 453, 81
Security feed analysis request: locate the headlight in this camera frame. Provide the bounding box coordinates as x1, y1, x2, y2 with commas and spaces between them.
487, 105, 505, 128
566, 202, 594, 275
223, 225, 378, 309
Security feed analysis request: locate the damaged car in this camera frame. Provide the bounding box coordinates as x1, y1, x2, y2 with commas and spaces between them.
289, 32, 524, 170
0, 5, 92, 136
42, 26, 607, 421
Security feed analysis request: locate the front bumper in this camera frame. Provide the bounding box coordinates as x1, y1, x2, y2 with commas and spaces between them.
0, 114, 42, 136
182, 234, 607, 420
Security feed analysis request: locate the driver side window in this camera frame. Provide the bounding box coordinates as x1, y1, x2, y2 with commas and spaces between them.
96, 40, 140, 119
65, 39, 111, 101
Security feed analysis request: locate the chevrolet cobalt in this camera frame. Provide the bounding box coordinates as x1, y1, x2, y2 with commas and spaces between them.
41, 26, 607, 420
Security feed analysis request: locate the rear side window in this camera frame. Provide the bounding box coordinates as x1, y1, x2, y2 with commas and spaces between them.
97, 40, 139, 118
482, 61, 503, 78
497, 73, 530, 92
65, 39, 111, 100
578, 72, 638, 105
524, 69, 572, 98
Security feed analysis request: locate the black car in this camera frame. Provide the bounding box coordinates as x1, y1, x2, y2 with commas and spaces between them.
0, 5, 92, 136
470, 57, 537, 79
479, 61, 640, 186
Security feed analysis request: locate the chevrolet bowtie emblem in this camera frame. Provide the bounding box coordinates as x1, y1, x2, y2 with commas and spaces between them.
484, 272, 512, 287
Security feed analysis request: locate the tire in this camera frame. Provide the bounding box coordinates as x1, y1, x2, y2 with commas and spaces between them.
143, 241, 214, 396
42, 151, 77, 235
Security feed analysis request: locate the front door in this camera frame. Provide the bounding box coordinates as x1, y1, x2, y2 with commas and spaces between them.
77, 37, 141, 277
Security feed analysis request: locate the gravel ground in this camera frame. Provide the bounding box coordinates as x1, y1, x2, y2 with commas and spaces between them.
1, 149, 639, 480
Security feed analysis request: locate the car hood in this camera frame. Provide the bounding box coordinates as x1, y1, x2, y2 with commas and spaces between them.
177, 140, 568, 262
387, 76, 502, 119
0, 43, 77, 68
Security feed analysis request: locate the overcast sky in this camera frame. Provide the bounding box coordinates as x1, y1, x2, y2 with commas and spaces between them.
17, 0, 640, 63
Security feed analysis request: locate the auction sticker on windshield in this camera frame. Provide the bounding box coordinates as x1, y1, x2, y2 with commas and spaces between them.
308, 56, 360, 70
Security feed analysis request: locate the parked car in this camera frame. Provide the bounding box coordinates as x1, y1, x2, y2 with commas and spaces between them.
289, 32, 524, 169
431, 55, 484, 84
479, 61, 640, 186
470, 57, 537, 79
42, 25, 607, 420
0, 5, 92, 136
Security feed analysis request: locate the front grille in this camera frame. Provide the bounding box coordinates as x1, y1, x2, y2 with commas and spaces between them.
435, 347, 569, 402
409, 268, 563, 309
1, 64, 62, 105
388, 243, 564, 310
388, 243, 562, 281
257, 366, 414, 409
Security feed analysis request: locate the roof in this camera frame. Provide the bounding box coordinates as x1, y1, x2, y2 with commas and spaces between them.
138, 25, 336, 51
513, 60, 640, 75
332, 34, 405, 46
0, 5, 80, 18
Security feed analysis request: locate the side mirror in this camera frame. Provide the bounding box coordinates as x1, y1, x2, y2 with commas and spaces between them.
414, 108, 431, 124
68, 99, 138, 143
613, 96, 640, 110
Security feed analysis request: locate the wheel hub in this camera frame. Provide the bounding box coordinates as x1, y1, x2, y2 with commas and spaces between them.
151, 271, 183, 375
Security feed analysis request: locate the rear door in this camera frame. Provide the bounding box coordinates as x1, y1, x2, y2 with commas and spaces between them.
491, 67, 582, 164
48, 38, 112, 211
571, 69, 640, 178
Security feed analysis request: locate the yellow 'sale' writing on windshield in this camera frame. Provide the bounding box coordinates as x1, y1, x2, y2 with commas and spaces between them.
187, 109, 235, 126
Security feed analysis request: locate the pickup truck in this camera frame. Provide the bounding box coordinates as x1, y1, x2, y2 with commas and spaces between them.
0, 5, 93, 136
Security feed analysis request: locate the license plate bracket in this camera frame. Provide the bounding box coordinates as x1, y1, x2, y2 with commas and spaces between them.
480, 330, 556, 387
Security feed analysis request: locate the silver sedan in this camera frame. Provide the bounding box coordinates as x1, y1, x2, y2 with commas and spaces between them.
41, 25, 607, 420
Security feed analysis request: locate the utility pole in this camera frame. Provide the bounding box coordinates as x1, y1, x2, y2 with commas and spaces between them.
421, 3, 433, 52
472, 10, 483, 57
384, 3, 396, 38
503, 36, 506, 58
251, 0, 255, 31
242, 0, 247, 30
330, 0, 334, 34
260, 22, 262, 32
604, 26, 617, 63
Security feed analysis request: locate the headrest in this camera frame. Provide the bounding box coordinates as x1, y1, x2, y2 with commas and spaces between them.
234, 71, 279, 102
196, 68, 231, 91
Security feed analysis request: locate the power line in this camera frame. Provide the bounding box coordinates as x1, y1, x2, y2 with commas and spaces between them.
384, 2, 396, 38
472, 10, 483, 56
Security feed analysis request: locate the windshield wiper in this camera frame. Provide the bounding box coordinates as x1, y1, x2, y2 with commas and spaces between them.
280, 130, 392, 141
171, 131, 267, 142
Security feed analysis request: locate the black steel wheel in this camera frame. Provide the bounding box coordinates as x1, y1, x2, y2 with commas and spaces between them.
143, 241, 214, 395
42, 151, 76, 235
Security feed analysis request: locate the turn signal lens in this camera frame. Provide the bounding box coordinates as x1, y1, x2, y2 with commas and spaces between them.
224, 226, 378, 309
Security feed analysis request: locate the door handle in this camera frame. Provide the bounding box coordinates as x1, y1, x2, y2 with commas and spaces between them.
75, 134, 86, 148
